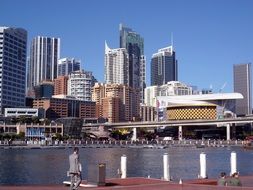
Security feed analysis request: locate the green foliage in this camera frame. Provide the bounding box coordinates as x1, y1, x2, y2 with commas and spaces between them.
54, 133, 63, 140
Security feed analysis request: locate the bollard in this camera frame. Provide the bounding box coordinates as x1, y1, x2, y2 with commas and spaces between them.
121, 155, 127, 178
230, 151, 237, 175
163, 153, 170, 181
199, 152, 207, 179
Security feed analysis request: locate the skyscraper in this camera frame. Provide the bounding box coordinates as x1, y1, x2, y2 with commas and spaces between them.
104, 41, 129, 85
151, 45, 178, 86
27, 36, 60, 91
233, 63, 252, 116
0, 27, 27, 113
57, 57, 80, 77
119, 24, 146, 103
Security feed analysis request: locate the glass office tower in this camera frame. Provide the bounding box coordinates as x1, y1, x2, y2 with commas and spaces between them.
151, 45, 178, 86
0, 27, 27, 113
119, 24, 146, 103
28, 36, 60, 90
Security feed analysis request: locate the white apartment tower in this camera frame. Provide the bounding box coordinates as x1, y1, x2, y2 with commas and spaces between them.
27, 36, 60, 91
67, 70, 93, 101
0, 27, 27, 113
104, 41, 129, 85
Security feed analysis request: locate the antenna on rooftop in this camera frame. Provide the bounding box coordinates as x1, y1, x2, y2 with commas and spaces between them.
171, 32, 174, 49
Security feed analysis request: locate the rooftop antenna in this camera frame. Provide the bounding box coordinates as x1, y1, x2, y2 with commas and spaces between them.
171, 32, 173, 47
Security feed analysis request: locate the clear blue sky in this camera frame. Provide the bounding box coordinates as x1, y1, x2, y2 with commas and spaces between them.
1, 0, 253, 92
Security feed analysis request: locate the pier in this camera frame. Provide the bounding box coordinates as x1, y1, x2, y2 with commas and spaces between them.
1, 176, 253, 189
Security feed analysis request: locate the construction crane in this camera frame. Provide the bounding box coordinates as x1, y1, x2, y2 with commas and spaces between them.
219, 82, 227, 93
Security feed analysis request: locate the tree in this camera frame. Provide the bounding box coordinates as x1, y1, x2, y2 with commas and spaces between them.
31, 116, 40, 124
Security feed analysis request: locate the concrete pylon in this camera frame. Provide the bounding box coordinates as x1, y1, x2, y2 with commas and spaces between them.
178, 126, 183, 141
226, 123, 230, 141
131, 127, 137, 141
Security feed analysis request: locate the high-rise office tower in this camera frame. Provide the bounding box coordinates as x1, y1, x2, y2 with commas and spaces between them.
57, 58, 80, 77
27, 36, 60, 91
151, 45, 178, 86
0, 27, 27, 113
104, 41, 129, 85
119, 24, 146, 103
233, 63, 252, 116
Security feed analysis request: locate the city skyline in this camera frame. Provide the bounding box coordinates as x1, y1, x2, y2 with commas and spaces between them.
1, 0, 253, 92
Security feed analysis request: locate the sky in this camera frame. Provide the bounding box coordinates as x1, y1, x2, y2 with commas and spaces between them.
1, 0, 253, 93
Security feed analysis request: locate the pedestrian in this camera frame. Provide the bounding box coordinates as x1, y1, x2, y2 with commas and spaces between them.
227, 172, 242, 186
217, 172, 227, 186
69, 147, 82, 190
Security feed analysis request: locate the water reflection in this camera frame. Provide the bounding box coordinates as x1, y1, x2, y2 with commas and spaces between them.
0, 146, 252, 184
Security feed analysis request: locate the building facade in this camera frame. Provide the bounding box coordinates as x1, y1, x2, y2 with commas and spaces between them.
4, 108, 40, 118
67, 70, 93, 101
233, 63, 252, 116
119, 24, 146, 103
54, 76, 68, 95
92, 83, 140, 123
140, 105, 155, 122
144, 81, 192, 107
151, 45, 178, 86
57, 57, 80, 77
157, 93, 243, 120
104, 42, 129, 85
0, 27, 27, 113
27, 36, 60, 91
33, 96, 96, 120
34, 81, 54, 98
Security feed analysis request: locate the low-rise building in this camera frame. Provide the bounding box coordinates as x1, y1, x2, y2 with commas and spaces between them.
156, 93, 243, 120
4, 108, 42, 118
33, 96, 96, 120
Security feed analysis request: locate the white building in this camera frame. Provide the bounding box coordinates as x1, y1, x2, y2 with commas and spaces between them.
4, 108, 40, 117
57, 58, 80, 77
0, 27, 27, 113
144, 81, 192, 107
67, 70, 93, 101
104, 41, 129, 85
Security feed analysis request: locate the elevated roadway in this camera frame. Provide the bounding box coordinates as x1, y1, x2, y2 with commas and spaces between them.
83, 117, 253, 141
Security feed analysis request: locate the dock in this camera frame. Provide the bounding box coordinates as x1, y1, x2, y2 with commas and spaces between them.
1, 176, 253, 190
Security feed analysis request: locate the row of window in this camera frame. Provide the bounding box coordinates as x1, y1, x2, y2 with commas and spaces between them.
4, 35, 26, 47
3, 65, 26, 75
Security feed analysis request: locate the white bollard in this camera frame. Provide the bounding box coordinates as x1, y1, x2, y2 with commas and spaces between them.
121, 155, 127, 178
230, 151, 237, 175
163, 153, 170, 181
199, 152, 207, 179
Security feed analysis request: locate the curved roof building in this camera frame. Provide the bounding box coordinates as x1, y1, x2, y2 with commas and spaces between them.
156, 93, 243, 120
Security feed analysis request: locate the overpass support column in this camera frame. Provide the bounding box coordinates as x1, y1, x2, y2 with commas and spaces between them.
131, 127, 137, 141
178, 126, 183, 141
226, 123, 231, 141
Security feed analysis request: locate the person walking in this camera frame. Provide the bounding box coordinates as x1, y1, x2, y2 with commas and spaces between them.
69, 147, 82, 190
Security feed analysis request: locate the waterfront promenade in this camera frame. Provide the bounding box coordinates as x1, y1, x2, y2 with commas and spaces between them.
0, 139, 245, 149
1, 176, 253, 189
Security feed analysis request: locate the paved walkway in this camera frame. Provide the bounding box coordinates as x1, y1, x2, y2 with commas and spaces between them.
1, 176, 253, 190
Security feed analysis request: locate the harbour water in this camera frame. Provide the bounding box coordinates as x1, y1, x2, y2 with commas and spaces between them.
0, 146, 253, 185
